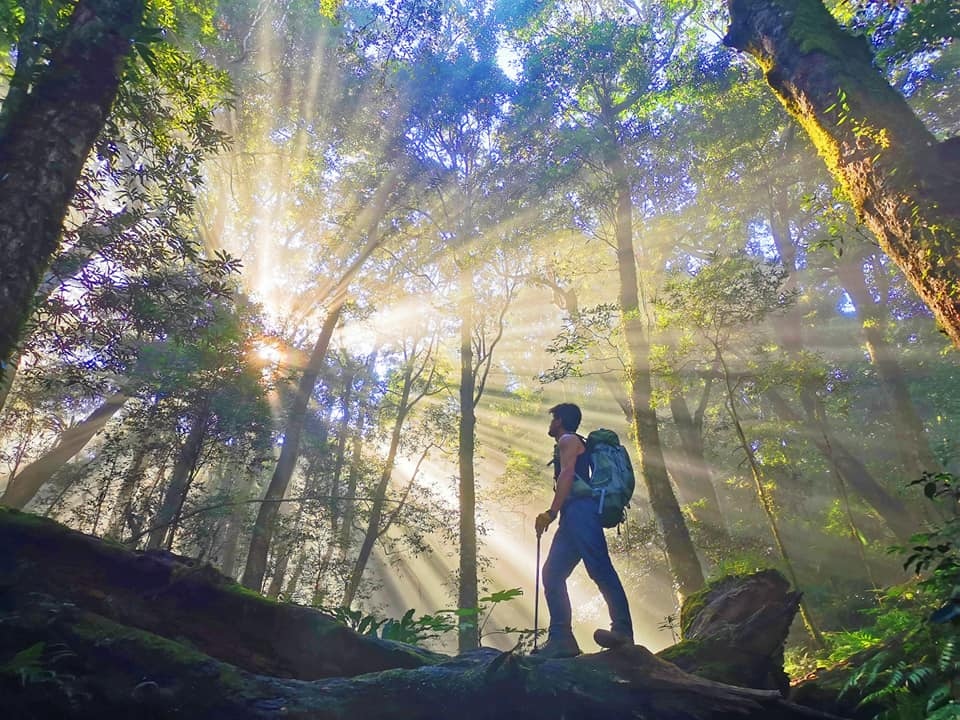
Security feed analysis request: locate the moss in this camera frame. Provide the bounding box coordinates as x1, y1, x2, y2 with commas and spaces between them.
679, 577, 726, 638
0, 506, 66, 532
658, 638, 702, 664
220, 578, 279, 606
785, 0, 859, 58
73, 614, 212, 665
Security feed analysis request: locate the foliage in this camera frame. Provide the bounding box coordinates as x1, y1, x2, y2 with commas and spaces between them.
318, 605, 456, 644
823, 474, 960, 719
320, 588, 527, 647
0, 641, 76, 687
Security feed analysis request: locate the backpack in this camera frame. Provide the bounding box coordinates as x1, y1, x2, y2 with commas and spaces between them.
554, 429, 636, 528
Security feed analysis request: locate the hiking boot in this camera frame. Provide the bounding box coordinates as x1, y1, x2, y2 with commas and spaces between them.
531, 636, 582, 659
593, 628, 633, 649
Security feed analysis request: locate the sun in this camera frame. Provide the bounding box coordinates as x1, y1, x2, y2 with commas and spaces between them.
252, 339, 284, 365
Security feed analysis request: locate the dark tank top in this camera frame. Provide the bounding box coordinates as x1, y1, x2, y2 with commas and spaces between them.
552, 433, 590, 483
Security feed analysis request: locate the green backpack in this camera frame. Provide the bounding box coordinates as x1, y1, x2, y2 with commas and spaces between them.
569, 429, 636, 528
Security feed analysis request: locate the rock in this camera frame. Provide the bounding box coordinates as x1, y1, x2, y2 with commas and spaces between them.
658, 569, 799, 694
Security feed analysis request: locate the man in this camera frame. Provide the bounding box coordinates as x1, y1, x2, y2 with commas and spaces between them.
533, 402, 633, 658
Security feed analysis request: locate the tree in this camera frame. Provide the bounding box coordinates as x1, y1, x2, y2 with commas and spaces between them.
724, 0, 960, 347
0, 0, 148, 375
513, 4, 706, 597
659, 253, 824, 646
343, 329, 446, 606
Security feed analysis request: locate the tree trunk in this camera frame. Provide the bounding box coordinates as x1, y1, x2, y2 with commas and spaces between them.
836, 251, 942, 480
241, 165, 400, 593
724, 0, 960, 348
458, 262, 480, 651
283, 552, 307, 601
0, 0, 147, 375
765, 388, 921, 541
668, 387, 727, 539
146, 403, 211, 550
717, 351, 824, 647
343, 363, 415, 608
242, 302, 344, 591
219, 478, 254, 579
313, 367, 356, 603
105, 439, 149, 541
340, 413, 366, 559
1, 392, 128, 508
609, 150, 704, 598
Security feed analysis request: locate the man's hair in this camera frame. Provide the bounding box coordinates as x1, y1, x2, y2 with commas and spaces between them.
549, 403, 582, 432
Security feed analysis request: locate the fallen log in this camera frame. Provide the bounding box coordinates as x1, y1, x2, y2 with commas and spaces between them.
0, 508, 852, 719
0, 507, 441, 679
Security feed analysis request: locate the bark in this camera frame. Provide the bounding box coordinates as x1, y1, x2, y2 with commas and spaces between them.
724, 0, 960, 348
668, 386, 727, 539
766, 388, 921, 541
145, 403, 211, 550
1, 392, 128, 508
313, 365, 356, 603
104, 440, 149, 541
458, 261, 480, 651
343, 363, 415, 607
608, 149, 704, 598
0, 0, 147, 376
836, 251, 942, 480
242, 302, 344, 591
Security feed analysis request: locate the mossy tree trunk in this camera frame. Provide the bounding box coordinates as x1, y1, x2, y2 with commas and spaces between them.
724, 0, 960, 348
1, 509, 846, 719
0, 0, 147, 379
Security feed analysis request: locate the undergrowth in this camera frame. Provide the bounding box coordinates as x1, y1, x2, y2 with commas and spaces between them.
790, 473, 960, 719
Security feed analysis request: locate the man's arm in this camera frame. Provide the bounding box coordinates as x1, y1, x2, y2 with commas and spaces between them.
536, 434, 580, 535
550, 434, 581, 516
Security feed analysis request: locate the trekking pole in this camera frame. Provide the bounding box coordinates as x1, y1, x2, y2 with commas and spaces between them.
533, 531, 542, 651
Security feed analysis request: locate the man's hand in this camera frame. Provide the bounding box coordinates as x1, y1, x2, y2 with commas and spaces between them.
535, 511, 555, 536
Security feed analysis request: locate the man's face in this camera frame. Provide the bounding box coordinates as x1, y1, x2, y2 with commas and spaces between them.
548, 414, 563, 438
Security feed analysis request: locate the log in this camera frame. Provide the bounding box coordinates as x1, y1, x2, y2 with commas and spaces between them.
0, 508, 851, 719
660, 569, 799, 694
0, 508, 441, 679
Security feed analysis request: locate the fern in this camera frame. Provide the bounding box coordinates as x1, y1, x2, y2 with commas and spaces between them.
925, 703, 960, 720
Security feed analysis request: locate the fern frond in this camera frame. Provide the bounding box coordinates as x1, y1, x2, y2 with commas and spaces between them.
905, 665, 936, 691
939, 638, 960, 671
925, 685, 953, 713
925, 701, 960, 720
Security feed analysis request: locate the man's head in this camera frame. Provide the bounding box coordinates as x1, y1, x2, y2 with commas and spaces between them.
548, 403, 582, 438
